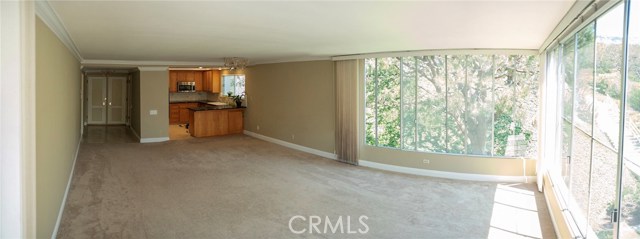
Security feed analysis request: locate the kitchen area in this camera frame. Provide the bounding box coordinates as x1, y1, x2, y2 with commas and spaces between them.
168, 68, 245, 140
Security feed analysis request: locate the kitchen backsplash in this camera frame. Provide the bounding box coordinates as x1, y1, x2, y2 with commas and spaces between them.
207, 93, 221, 102
169, 92, 208, 102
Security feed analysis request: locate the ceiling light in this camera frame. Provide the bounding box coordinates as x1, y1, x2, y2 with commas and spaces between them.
224, 57, 249, 70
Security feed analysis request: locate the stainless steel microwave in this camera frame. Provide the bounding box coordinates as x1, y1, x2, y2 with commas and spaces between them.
178, 82, 196, 92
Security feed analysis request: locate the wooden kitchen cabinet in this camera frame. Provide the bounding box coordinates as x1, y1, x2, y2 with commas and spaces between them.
169, 71, 178, 92
227, 109, 244, 134
185, 71, 195, 82
179, 108, 190, 124
203, 71, 211, 92
169, 70, 205, 91
203, 70, 221, 93
176, 71, 187, 81
194, 71, 203, 91
169, 104, 180, 124
189, 108, 244, 137
189, 109, 229, 137
179, 103, 198, 123
170, 103, 199, 124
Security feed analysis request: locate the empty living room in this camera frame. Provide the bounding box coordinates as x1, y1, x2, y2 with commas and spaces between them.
2, 0, 640, 238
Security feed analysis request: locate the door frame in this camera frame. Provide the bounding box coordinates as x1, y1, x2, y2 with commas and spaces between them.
84, 72, 130, 125
0, 1, 37, 238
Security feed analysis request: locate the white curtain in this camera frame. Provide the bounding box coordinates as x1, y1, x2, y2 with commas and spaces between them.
335, 60, 360, 165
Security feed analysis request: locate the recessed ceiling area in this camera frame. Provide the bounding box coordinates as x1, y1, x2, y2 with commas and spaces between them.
49, 0, 575, 64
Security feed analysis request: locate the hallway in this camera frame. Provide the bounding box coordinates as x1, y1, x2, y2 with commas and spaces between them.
82, 125, 138, 144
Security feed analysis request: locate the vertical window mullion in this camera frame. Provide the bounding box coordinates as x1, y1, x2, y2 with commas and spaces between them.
400, 57, 404, 149
513, 56, 518, 147
570, 35, 579, 196
374, 58, 379, 146
614, 1, 632, 236
445, 56, 449, 152
464, 55, 470, 154
585, 23, 598, 237
414, 57, 418, 151
491, 55, 496, 156
556, 47, 565, 171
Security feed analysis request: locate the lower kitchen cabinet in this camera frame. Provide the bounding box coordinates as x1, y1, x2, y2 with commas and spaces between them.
227, 109, 244, 134
188, 108, 244, 137
170, 102, 201, 124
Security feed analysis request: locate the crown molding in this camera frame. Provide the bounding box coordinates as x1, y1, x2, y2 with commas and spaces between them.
249, 56, 332, 66
34, 0, 83, 61
137, 66, 168, 72
81, 59, 225, 68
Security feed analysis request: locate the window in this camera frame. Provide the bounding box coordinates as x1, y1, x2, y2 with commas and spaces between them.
546, 3, 640, 238
364, 54, 539, 158
222, 75, 245, 96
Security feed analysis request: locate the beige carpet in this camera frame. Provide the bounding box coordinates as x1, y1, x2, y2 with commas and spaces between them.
57, 132, 555, 239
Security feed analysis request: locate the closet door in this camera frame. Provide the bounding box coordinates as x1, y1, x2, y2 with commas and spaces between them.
87, 76, 107, 124
107, 76, 127, 125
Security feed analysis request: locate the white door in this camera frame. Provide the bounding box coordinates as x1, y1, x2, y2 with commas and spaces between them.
87, 76, 107, 124
107, 77, 127, 125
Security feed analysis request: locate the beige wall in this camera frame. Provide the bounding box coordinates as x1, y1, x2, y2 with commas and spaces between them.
35, 17, 82, 238
245, 61, 335, 153
361, 146, 536, 176
131, 70, 141, 137
138, 69, 169, 139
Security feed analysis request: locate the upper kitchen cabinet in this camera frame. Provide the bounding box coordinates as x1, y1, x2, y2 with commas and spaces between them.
176, 71, 187, 81
169, 70, 206, 92
194, 71, 203, 91
203, 70, 221, 93
169, 71, 178, 92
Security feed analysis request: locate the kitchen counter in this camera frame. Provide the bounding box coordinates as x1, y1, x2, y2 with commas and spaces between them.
188, 106, 245, 111
188, 107, 245, 137
169, 100, 209, 104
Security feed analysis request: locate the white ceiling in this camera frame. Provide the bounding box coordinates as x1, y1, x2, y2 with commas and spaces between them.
48, 0, 575, 65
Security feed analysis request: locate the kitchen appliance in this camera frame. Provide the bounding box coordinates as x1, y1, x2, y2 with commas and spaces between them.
177, 82, 196, 92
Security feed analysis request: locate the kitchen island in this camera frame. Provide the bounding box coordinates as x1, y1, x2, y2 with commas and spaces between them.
188, 106, 245, 137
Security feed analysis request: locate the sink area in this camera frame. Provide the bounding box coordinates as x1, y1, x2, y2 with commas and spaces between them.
207, 102, 227, 106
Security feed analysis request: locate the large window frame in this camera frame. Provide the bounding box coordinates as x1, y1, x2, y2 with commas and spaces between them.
544, 1, 640, 238
364, 53, 540, 159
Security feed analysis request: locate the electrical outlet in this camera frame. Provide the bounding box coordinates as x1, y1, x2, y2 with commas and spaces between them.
423, 159, 430, 164
149, 110, 158, 115
291, 134, 295, 140
257, 125, 260, 131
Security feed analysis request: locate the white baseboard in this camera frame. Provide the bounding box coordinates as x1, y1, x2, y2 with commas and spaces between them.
358, 160, 536, 183
242, 130, 534, 183
51, 139, 82, 239
243, 130, 337, 160
140, 137, 169, 143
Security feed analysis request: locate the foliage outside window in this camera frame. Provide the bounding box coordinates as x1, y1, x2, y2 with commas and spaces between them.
364, 55, 539, 158
222, 75, 245, 96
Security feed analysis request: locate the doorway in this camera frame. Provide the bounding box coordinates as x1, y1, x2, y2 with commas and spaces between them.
86, 74, 129, 125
